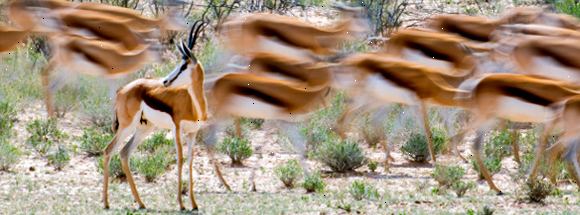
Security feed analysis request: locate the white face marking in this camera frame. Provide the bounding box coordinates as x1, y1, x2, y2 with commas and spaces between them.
494, 96, 555, 123
163, 62, 193, 87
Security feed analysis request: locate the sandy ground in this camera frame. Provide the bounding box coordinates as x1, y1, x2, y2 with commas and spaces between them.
0, 102, 579, 214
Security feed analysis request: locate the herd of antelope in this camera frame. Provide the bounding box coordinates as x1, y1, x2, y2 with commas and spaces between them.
2, 0, 580, 211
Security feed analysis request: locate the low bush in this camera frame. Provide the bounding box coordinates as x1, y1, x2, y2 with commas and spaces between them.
0, 139, 21, 171
97, 155, 128, 179
217, 136, 253, 166
432, 164, 465, 187
359, 112, 385, 148
138, 132, 172, 154
451, 181, 476, 198
315, 138, 367, 172
26, 118, 67, 156
47, 145, 70, 171
302, 92, 345, 146
240, 118, 265, 130
79, 127, 113, 156
401, 131, 445, 163
367, 160, 378, 173
274, 159, 302, 188
135, 149, 172, 182
349, 180, 379, 201
471, 155, 502, 179
524, 179, 555, 203
302, 172, 325, 193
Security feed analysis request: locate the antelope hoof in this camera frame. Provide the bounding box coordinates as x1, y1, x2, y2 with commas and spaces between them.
180, 206, 186, 211
103, 205, 110, 210
496, 191, 504, 196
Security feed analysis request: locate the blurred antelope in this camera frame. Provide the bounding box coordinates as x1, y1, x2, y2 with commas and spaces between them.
220, 4, 367, 60
0, 25, 28, 52
103, 21, 229, 211
455, 73, 580, 193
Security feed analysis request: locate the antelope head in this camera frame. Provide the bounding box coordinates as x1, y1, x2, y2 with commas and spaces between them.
163, 20, 206, 87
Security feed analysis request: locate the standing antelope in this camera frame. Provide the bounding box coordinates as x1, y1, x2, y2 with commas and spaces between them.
103, 21, 229, 211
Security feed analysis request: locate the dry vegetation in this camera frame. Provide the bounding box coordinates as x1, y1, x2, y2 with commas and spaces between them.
1, 0, 579, 214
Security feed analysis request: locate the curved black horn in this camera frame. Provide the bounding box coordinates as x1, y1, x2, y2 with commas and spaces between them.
187, 20, 202, 47
181, 40, 192, 59
189, 22, 206, 49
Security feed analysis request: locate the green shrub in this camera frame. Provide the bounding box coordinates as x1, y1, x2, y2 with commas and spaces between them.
0, 101, 17, 138
47, 145, 70, 171
97, 155, 127, 179
432, 164, 465, 187
135, 149, 172, 182
240, 118, 265, 130
349, 180, 379, 201
302, 172, 325, 193
138, 132, 172, 153
524, 179, 555, 203
478, 206, 495, 215
368, 160, 378, 173
359, 112, 386, 148
451, 181, 475, 198
471, 156, 502, 179
274, 159, 302, 188
79, 127, 113, 156
0, 139, 21, 171
555, 0, 580, 18
217, 136, 253, 166
401, 131, 445, 163
26, 118, 67, 156
315, 137, 367, 172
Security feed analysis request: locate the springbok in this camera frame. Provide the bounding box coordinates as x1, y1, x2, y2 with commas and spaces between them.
336, 53, 473, 165
455, 73, 580, 193
0, 25, 28, 52
102, 21, 229, 211
219, 4, 367, 60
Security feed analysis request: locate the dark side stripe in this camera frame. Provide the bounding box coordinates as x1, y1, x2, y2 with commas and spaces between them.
406, 41, 454, 62
536, 46, 578, 68
234, 86, 288, 108
500, 85, 554, 106
143, 93, 174, 116
443, 24, 490, 42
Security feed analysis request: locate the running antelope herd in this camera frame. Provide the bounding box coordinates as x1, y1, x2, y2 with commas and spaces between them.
1, 0, 580, 213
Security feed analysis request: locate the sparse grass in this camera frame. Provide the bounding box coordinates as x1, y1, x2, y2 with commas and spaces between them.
217, 136, 253, 166
0, 45, 43, 103
302, 172, 325, 193
0, 139, 21, 171
315, 137, 367, 173
26, 118, 67, 156
274, 159, 302, 188
451, 181, 476, 198
79, 127, 113, 156
135, 148, 172, 182
240, 118, 265, 130
349, 180, 379, 201
524, 179, 555, 203
432, 164, 465, 188
0, 101, 16, 138
302, 92, 345, 147
46, 144, 71, 171
472, 129, 512, 179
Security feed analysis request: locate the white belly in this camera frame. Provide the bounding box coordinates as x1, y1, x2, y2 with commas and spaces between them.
64, 52, 108, 76
223, 95, 307, 121
365, 74, 417, 105
402, 48, 454, 71
257, 37, 313, 61
495, 96, 555, 123
141, 102, 174, 129
530, 56, 580, 82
